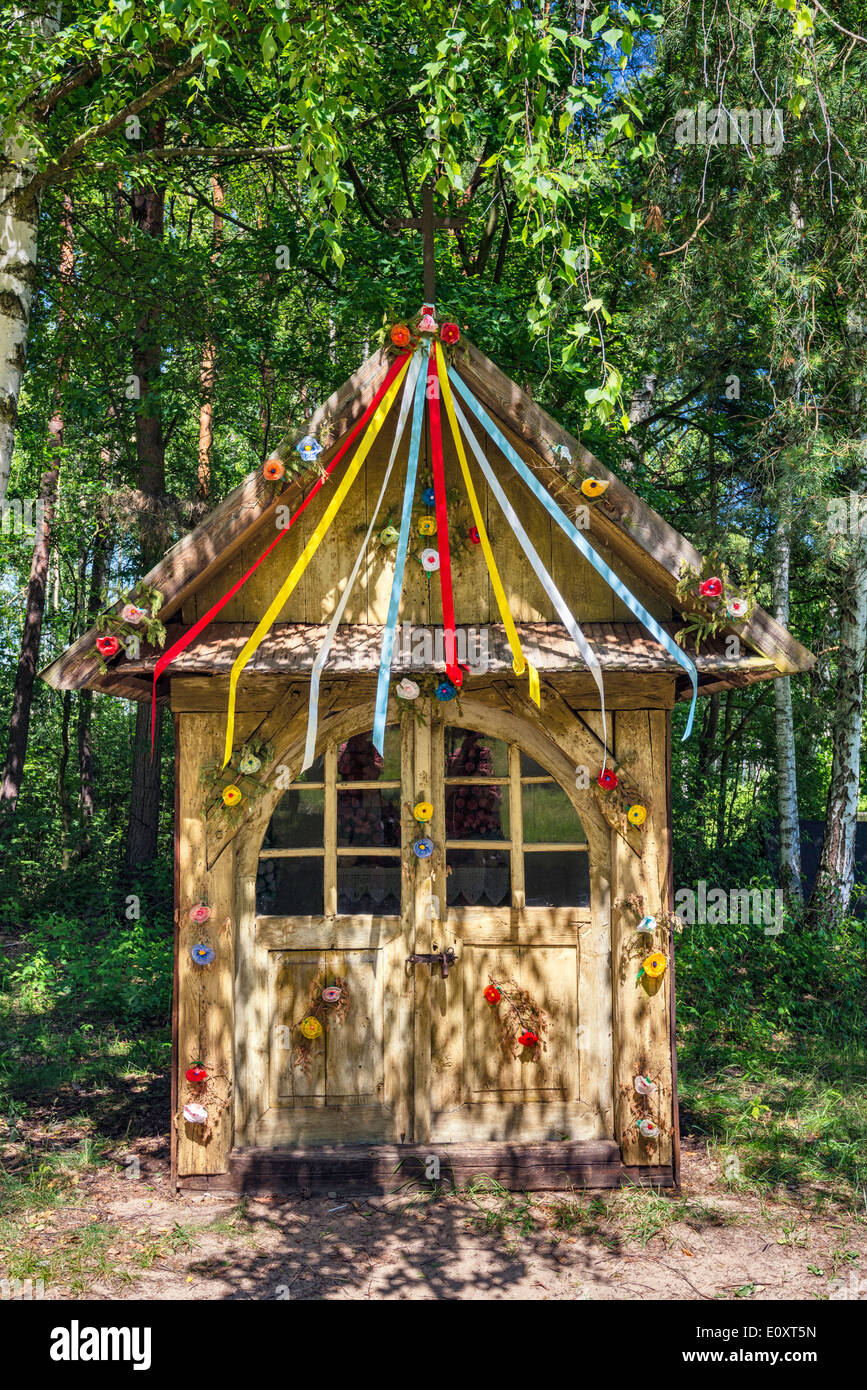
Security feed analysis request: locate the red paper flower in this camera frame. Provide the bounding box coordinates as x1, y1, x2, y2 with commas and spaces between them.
699, 577, 722, 598
598, 768, 618, 790
390, 323, 411, 347
468, 526, 480, 545
518, 1030, 539, 1048
484, 984, 501, 1004
185, 1065, 207, 1084
96, 635, 120, 659
440, 321, 460, 345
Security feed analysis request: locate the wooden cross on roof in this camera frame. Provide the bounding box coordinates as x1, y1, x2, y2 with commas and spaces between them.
385, 179, 466, 304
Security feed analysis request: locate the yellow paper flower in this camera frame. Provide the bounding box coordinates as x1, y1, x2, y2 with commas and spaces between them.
627, 803, 647, 827
581, 477, 609, 499
642, 952, 667, 978
418, 517, 437, 536
222, 784, 243, 807
300, 1016, 322, 1040
413, 801, 433, 822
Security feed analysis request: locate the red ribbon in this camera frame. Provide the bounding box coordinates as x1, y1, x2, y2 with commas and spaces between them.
427, 344, 460, 685
150, 350, 411, 750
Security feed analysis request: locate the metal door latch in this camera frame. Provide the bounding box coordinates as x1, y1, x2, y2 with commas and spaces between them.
406, 948, 457, 978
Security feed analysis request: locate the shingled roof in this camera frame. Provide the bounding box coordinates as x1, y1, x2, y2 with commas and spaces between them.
40, 338, 814, 701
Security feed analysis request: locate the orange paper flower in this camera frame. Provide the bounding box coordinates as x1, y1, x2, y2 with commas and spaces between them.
390, 323, 411, 347
581, 477, 609, 498
263, 457, 285, 481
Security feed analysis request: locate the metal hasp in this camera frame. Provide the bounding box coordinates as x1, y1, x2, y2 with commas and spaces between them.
406, 948, 457, 979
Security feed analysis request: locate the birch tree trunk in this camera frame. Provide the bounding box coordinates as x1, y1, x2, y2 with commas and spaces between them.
0, 6, 60, 499
809, 319, 867, 927
772, 465, 803, 907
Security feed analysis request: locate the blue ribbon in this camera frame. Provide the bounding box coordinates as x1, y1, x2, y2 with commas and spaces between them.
302, 354, 422, 772
373, 348, 430, 754
449, 369, 698, 739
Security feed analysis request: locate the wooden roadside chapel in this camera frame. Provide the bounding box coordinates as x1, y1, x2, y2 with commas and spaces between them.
42, 228, 812, 1195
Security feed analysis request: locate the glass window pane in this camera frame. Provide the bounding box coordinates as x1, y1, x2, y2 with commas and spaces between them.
294, 752, 324, 783
337, 728, 400, 782
337, 856, 401, 915
519, 751, 552, 778
337, 789, 401, 847
444, 728, 508, 778
263, 787, 324, 849
524, 851, 590, 907
446, 784, 509, 840
446, 848, 510, 908
523, 781, 585, 844
256, 855, 323, 915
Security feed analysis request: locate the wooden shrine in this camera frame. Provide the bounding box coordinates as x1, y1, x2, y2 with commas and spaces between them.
42, 322, 813, 1195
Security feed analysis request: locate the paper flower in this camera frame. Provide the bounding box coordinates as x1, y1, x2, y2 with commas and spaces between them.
627, 804, 647, 827
418, 312, 437, 333
222, 784, 243, 807
634, 1075, 658, 1096
468, 526, 480, 545
96, 635, 120, 658
183, 1102, 208, 1125
395, 678, 420, 700
726, 597, 748, 618
435, 679, 457, 702
321, 986, 342, 1005
638, 1118, 659, 1139
518, 1030, 539, 1048
190, 944, 216, 966
263, 457, 285, 481
422, 487, 436, 506
238, 752, 261, 775
296, 434, 323, 462
186, 1065, 208, 1084
699, 577, 723, 598
421, 548, 440, 572
440, 321, 460, 345
300, 1016, 323, 1040
380, 523, 400, 546
412, 837, 434, 859
581, 478, 609, 499
121, 604, 146, 625
640, 951, 667, 978
188, 902, 211, 926
390, 323, 411, 347
418, 516, 437, 536
413, 801, 433, 822
637, 914, 657, 934
598, 768, 619, 791
484, 984, 501, 1005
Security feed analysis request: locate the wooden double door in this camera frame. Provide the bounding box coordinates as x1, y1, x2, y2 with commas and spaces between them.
248, 707, 608, 1149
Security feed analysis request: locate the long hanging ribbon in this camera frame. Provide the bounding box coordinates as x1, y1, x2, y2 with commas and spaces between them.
426, 347, 460, 684
372, 348, 430, 754
223, 355, 413, 764
149, 350, 412, 751
301, 353, 423, 771
434, 344, 540, 708
448, 391, 610, 758
448, 369, 699, 740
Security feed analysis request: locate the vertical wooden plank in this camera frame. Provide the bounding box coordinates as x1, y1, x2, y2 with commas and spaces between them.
176, 713, 236, 1176
232, 845, 268, 1146
582, 850, 614, 1137
324, 742, 337, 917
610, 709, 673, 1166
411, 705, 433, 1143
387, 710, 417, 1143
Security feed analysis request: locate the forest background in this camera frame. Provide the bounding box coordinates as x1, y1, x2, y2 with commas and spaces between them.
0, 0, 865, 1234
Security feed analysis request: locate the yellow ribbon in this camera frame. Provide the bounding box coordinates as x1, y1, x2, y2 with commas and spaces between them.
435, 344, 540, 706
223, 356, 412, 764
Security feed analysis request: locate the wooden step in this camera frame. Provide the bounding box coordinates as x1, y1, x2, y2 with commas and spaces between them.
178, 1141, 674, 1195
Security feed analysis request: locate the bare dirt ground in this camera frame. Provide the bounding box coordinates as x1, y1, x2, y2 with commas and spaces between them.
13, 1132, 865, 1301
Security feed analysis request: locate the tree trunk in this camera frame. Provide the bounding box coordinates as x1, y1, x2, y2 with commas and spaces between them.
77, 534, 106, 837
124, 127, 167, 873
197, 175, 223, 499
0, 6, 60, 499
809, 318, 867, 926
0, 466, 58, 815
772, 467, 803, 907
